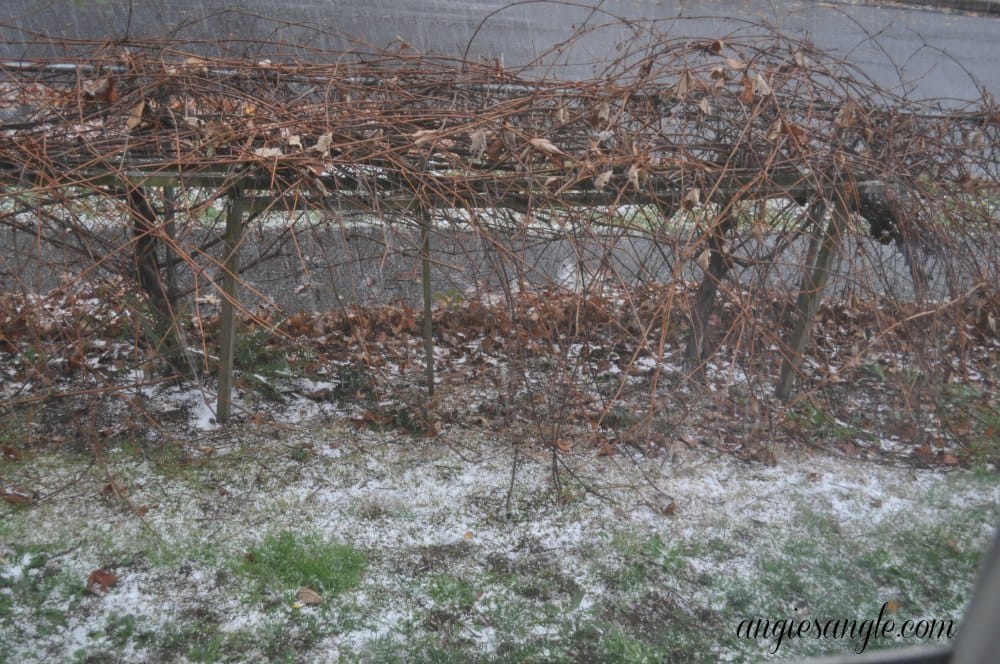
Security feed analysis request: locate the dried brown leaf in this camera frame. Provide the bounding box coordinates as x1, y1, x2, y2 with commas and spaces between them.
766, 118, 783, 142
183, 56, 210, 74
627, 163, 643, 190
751, 73, 771, 96
412, 129, 441, 146
596, 440, 616, 457
696, 248, 711, 273
528, 137, 564, 156
101, 480, 128, 498
86, 569, 118, 595
675, 71, 694, 97
311, 132, 333, 155
593, 169, 613, 190
83, 76, 116, 102
553, 104, 570, 124
787, 124, 808, 146
253, 147, 284, 159
591, 101, 611, 128
739, 73, 755, 104
126, 101, 146, 131
835, 100, 858, 129
469, 129, 487, 157
296, 586, 323, 605
1, 487, 34, 505
682, 187, 700, 210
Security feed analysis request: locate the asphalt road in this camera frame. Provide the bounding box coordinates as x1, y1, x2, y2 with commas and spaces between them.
1, 1, 998, 102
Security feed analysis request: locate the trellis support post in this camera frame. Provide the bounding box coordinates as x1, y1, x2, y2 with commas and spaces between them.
217, 191, 243, 423
420, 206, 435, 397
775, 190, 853, 400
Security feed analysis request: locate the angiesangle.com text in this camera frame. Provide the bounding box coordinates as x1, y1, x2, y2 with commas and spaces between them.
736, 602, 956, 654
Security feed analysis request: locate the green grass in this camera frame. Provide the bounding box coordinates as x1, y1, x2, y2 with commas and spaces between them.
0, 550, 86, 655
937, 383, 1000, 466
1, 421, 994, 663
427, 573, 478, 612
788, 404, 876, 445
707, 491, 992, 660
236, 530, 366, 599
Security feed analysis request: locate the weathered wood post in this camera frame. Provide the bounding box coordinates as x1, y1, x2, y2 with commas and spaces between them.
775, 190, 853, 400
685, 210, 736, 373
217, 191, 243, 423
420, 205, 435, 397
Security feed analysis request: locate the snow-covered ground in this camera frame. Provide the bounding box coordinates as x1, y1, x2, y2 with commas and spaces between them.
2, 417, 996, 662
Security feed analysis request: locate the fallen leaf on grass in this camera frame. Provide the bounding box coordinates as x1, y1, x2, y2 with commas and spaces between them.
679, 435, 699, 449
596, 440, 616, 457
101, 480, 128, 498
838, 441, 859, 458
751, 446, 778, 466
2, 445, 22, 461
1, 487, 35, 505
296, 586, 323, 605
941, 453, 960, 466
86, 569, 118, 595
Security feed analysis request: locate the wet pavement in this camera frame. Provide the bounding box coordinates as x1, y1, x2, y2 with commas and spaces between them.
2, 1, 998, 101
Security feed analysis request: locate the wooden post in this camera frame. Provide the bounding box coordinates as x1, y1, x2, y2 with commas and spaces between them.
775, 194, 850, 400
217, 193, 243, 423
420, 207, 435, 397
685, 211, 735, 373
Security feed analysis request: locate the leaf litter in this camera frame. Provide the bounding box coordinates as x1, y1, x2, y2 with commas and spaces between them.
0, 288, 998, 660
